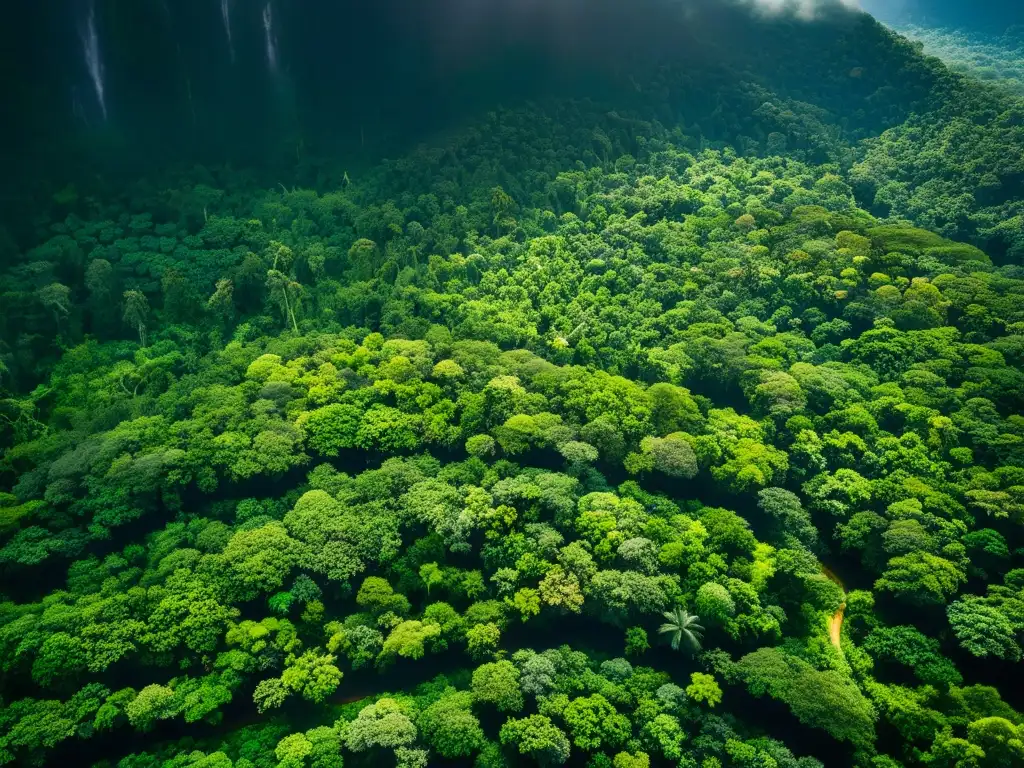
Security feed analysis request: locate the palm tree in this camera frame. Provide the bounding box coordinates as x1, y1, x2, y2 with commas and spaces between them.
659, 608, 704, 654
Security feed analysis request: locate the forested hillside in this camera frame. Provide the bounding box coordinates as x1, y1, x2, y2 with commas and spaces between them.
891, 25, 1024, 94
2, 5, 1024, 768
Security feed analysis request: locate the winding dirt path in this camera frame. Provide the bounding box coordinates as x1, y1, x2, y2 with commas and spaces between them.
821, 565, 846, 653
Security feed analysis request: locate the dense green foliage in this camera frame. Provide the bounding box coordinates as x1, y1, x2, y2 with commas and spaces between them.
896, 25, 1024, 95
2, 9, 1024, 768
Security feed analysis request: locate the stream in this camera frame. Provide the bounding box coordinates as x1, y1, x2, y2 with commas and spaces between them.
821, 565, 846, 653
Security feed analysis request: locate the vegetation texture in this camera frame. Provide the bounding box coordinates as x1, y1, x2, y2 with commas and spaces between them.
896, 24, 1024, 94
1, 8, 1024, 768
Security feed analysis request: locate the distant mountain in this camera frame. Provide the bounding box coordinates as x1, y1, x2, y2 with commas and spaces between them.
861, 0, 1024, 32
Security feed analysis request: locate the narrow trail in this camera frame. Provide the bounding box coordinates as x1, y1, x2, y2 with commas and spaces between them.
822, 565, 846, 653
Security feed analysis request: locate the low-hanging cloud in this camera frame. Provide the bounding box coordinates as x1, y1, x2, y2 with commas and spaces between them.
737, 0, 861, 18
396, 0, 870, 78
